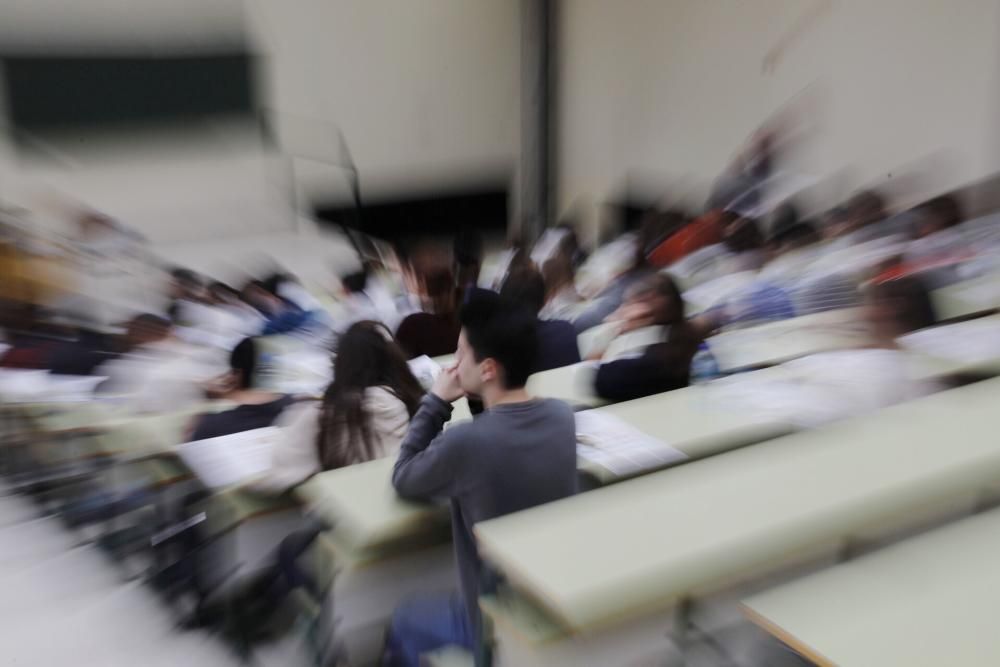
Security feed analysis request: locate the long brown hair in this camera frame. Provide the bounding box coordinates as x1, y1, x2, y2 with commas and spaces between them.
317, 321, 424, 470
637, 273, 701, 382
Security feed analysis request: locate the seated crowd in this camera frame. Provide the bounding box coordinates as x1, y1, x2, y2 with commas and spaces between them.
4, 178, 1000, 665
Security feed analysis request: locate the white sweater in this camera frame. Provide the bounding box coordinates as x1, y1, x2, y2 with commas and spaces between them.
248, 385, 412, 494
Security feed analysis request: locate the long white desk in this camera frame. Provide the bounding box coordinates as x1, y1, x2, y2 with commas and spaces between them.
577, 382, 795, 484
899, 313, 1000, 379
474, 377, 1000, 666
930, 270, 1000, 321
300, 380, 797, 559
706, 308, 872, 373
524, 362, 607, 409
743, 506, 1000, 667
296, 382, 796, 663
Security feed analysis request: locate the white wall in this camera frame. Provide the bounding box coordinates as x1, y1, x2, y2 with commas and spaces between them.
558, 0, 1000, 237
0, 0, 520, 258
249, 0, 520, 203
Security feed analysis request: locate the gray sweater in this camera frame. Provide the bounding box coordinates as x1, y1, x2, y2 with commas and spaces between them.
392, 394, 578, 637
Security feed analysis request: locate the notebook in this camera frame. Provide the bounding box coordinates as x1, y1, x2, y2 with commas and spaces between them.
408, 355, 443, 391
575, 410, 687, 476
175, 427, 279, 489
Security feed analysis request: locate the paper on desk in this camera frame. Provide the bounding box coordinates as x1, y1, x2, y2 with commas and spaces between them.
175, 427, 278, 489
408, 355, 443, 391
575, 410, 687, 476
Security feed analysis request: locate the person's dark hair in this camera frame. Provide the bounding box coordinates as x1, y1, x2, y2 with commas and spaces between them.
246, 279, 273, 294
170, 267, 202, 292
171, 267, 199, 283
629, 273, 687, 325
868, 276, 937, 334
208, 281, 239, 303
454, 228, 483, 268
424, 268, 456, 316
261, 272, 293, 295
459, 292, 538, 389
317, 321, 424, 470
635, 211, 682, 268
637, 273, 701, 382
722, 216, 765, 253
553, 222, 585, 267
541, 253, 575, 297
771, 221, 820, 249
916, 195, 964, 234
342, 269, 369, 294
500, 266, 547, 315
846, 189, 888, 228
769, 202, 800, 237
125, 313, 172, 348
229, 337, 259, 390
131, 312, 171, 330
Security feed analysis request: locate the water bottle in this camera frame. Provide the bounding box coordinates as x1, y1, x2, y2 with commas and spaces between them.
690, 342, 720, 385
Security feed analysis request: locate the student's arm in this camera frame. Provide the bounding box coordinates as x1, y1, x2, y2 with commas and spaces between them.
391, 393, 466, 500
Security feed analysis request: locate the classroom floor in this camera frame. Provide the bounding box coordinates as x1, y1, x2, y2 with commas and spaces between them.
0, 479, 814, 667
0, 483, 308, 667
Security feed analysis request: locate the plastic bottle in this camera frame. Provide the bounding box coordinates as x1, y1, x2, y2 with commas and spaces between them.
690, 342, 720, 384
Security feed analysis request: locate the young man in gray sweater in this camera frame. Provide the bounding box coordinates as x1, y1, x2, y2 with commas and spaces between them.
385, 292, 578, 666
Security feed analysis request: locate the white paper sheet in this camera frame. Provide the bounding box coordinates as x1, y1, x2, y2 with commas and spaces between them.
175, 427, 278, 489
408, 355, 443, 391
575, 410, 687, 476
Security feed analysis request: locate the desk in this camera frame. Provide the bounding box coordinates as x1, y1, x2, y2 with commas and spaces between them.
297, 459, 456, 663
475, 377, 1000, 666
525, 362, 607, 408
296, 383, 796, 662
296, 457, 451, 560
899, 314, 1000, 380
707, 308, 871, 372
930, 271, 1000, 321
578, 383, 795, 484
300, 384, 797, 553
743, 507, 1000, 667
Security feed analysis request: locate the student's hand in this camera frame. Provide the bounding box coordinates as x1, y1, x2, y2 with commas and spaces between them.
202, 371, 238, 399
431, 366, 465, 403
618, 302, 655, 333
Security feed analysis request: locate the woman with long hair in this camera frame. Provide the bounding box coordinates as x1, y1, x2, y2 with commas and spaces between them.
249, 321, 424, 493
316, 320, 424, 469
592, 273, 701, 402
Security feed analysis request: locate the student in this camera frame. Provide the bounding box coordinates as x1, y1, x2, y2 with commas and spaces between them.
338, 268, 377, 325
395, 268, 461, 358
592, 273, 701, 402
735, 276, 942, 428
250, 321, 425, 493
719, 213, 767, 272
453, 228, 484, 298
499, 265, 581, 372
572, 216, 660, 333
241, 280, 313, 336
166, 268, 205, 325
95, 314, 208, 413
823, 190, 888, 240
189, 337, 297, 441
912, 195, 963, 239
385, 294, 578, 665
539, 252, 583, 321
207, 281, 266, 339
